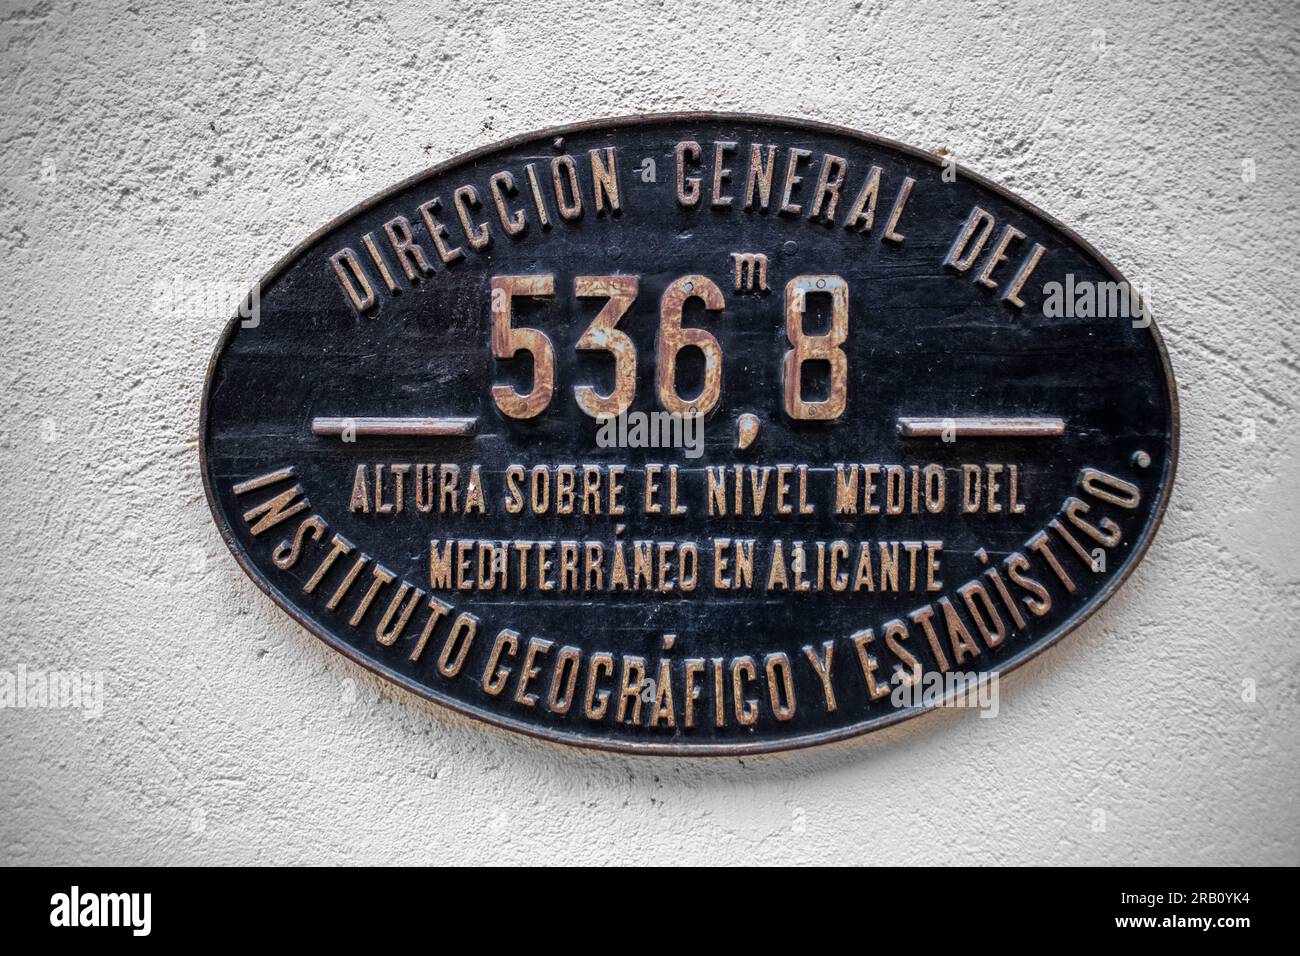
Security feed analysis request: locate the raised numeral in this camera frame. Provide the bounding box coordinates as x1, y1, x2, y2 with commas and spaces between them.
656, 275, 725, 416
574, 275, 638, 418
491, 274, 556, 419
783, 275, 848, 420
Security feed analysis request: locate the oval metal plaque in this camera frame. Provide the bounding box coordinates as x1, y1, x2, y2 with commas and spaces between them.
201, 114, 1177, 754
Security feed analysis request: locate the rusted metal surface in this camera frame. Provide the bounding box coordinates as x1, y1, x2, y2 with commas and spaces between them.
200, 114, 1178, 755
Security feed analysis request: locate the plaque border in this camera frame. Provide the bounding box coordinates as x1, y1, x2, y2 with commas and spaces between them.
198, 113, 1181, 756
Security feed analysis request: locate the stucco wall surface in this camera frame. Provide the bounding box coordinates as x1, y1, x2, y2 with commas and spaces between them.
1, 0, 1296, 865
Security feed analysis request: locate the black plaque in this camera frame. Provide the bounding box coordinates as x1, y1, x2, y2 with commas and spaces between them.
201, 114, 1178, 754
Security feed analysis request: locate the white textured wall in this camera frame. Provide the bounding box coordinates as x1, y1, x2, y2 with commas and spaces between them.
2, 0, 1296, 865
